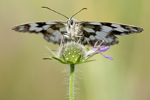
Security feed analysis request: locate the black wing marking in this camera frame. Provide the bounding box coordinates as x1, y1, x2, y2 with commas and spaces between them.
80, 21, 143, 46
12, 21, 71, 44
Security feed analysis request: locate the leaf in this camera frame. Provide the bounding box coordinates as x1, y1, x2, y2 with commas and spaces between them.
43, 58, 53, 60
85, 53, 96, 61
79, 59, 95, 64
52, 57, 66, 64
66, 61, 74, 64
45, 46, 57, 57
75, 55, 81, 64
62, 54, 67, 62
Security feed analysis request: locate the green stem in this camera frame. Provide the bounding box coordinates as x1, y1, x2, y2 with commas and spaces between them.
69, 64, 75, 100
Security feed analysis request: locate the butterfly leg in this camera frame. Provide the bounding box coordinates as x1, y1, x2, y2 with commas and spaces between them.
76, 37, 81, 43
84, 37, 94, 47
74, 35, 83, 44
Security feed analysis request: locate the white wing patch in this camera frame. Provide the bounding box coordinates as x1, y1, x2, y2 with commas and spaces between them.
89, 22, 102, 25
101, 26, 113, 32
89, 35, 95, 40
43, 25, 51, 30
83, 27, 95, 33
112, 24, 128, 32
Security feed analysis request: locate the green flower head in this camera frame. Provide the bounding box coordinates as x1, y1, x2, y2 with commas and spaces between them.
43, 42, 94, 64
43, 40, 112, 64
57, 42, 87, 64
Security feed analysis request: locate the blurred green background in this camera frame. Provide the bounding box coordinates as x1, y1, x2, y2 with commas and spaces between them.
0, 0, 150, 100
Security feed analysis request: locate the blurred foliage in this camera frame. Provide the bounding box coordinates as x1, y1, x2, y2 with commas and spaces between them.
0, 0, 150, 100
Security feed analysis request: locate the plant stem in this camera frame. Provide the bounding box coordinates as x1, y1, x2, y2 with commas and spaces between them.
69, 64, 75, 100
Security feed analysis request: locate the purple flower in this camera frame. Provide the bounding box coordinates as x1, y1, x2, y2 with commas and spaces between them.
87, 40, 113, 60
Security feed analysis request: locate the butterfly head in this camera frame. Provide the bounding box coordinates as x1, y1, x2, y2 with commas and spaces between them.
65, 18, 83, 39
42, 7, 86, 39
67, 18, 77, 26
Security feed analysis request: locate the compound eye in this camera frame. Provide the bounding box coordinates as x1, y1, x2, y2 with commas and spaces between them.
70, 20, 73, 25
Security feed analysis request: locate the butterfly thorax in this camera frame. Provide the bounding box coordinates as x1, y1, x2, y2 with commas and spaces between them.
65, 18, 83, 39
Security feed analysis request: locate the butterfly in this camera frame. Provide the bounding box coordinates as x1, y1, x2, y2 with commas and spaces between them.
12, 6, 144, 46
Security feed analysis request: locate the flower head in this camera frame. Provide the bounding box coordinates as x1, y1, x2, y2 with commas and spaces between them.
87, 40, 113, 60
43, 42, 94, 64
43, 40, 113, 64
57, 41, 87, 64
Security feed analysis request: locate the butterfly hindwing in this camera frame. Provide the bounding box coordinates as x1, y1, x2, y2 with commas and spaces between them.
80, 21, 143, 46
12, 21, 71, 44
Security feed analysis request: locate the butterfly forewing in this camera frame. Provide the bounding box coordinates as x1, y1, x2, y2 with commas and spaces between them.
13, 20, 143, 46
79, 21, 143, 46
12, 21, 72, 44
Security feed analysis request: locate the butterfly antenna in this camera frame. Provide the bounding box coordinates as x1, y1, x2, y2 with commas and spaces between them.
42, 6, 69, 19
71, 8, 87, 18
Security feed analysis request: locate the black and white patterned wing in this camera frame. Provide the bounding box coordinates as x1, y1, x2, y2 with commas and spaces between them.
80, 21, 143, 46
12, 21, 70, 44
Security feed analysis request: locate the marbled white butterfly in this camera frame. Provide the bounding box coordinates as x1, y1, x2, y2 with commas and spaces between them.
12, 7, 143, 46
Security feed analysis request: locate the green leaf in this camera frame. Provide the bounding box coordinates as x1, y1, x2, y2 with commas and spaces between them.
75, 55, 81, 64
85, 53, 96, 61
86, 47, 90, 51
43, 58, 53, 60
52, 57, 66, 64
79, 59, 95, 64
62, 54, 67, 62
66, 61, 74, 64
45, 46, 57, 57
